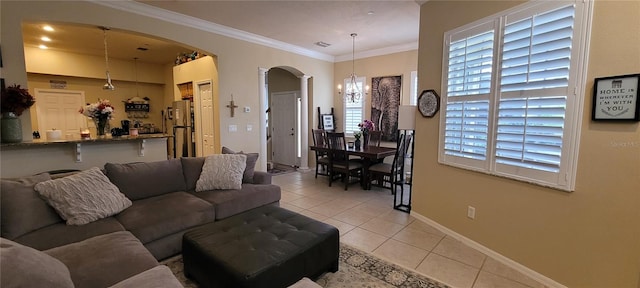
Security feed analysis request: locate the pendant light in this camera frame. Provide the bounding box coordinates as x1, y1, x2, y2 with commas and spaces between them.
133, 57, 140, 98
101, 27, 115, 90
345, 33, 362, 103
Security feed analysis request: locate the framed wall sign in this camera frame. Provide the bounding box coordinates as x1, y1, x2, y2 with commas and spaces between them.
592, 73, 640, 121
321, 114, 335, 131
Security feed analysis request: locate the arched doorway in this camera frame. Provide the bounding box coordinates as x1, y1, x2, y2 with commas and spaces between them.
258, 66, 310, 172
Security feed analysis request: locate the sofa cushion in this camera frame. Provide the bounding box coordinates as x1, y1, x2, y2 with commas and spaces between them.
181, 157, 205, 191
196, 154, 246, 191
0, 238, 74, 288
46, 231, 159, 288
14, 217, 125, 251
0, 173, 62, 239
35, 167, 132, 225
222, 146, 260, 183
105, 159, 187, 200
115, 192, 215, 244
109, 266, 183, 288
193, 184, 281, 219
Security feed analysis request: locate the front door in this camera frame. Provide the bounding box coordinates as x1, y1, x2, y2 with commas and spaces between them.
35, 89, 87, 139
271, 91, 298, 167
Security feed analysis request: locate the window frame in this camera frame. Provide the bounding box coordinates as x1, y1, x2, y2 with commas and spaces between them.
343, 76, 366, 136
438, 0, 593, 192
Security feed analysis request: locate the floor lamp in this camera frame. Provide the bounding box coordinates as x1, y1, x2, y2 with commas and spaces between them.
394, 105, 416, 213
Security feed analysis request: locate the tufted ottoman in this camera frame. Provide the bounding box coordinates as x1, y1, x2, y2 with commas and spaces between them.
182, 205, 339, 288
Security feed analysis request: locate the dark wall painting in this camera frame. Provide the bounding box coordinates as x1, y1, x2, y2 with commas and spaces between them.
371, 75, 401, 142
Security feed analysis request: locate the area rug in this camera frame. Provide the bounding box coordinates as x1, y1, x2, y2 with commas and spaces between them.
161, 244, 450, 288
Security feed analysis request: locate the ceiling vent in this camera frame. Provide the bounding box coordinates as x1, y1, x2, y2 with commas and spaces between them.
314, 41, 331, 48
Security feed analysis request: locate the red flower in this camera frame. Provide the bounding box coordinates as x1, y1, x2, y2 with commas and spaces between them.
1, 84, 36, 116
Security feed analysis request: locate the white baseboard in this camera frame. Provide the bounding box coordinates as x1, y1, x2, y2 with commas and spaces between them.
410, 211, 567, 288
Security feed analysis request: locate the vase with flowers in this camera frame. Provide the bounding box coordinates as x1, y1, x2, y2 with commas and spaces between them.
358, 119, 376, 148
79, 99, 114, 137
1, 84, 36, 143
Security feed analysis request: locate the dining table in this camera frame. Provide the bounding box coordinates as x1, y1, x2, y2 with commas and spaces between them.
310, 145, 397, 190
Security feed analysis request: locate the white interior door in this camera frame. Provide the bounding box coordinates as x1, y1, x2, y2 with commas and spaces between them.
271, 91, 297, 166
35, 89, 86, 139
194, 81, 215, 156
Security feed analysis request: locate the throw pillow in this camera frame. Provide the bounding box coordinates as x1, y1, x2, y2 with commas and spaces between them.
0, 173, 63, 239
35, 167, 132, 225
196, 154, 246, 191
0, 238, 74, 288
105, 159, 186, 200
222, 146, 259, 183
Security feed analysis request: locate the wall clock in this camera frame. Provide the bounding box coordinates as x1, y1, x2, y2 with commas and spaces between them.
418, 89, 440, 117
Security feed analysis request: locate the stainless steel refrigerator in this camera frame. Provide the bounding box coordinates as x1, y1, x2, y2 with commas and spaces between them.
172, 100, 195, 158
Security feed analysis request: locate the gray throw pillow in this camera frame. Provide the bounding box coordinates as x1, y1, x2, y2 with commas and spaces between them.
222, 146, 259, 183
35, 167, 132, 225
196, 154, 246, 191
0, 173, 63, 239
0, 238, 74, 288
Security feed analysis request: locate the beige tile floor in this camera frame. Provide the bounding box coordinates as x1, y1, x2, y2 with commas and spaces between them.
272, 171, 547, 288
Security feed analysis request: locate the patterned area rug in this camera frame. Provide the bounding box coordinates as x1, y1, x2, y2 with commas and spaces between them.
161, 244, 449, 288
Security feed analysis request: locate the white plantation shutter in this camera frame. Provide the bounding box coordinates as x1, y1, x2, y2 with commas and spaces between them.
496, 4, 575, 177
439, 1, 590, 191
442, 23, 494, 169
343, 77, 365, 135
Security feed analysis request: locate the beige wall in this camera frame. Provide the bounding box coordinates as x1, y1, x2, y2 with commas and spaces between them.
1, 0, 334, 159
333, 50, 418, 132
414, 1, 640, 287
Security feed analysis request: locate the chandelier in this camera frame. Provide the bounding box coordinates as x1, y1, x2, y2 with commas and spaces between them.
345, 33, 361, 103
101, 27, 115, 90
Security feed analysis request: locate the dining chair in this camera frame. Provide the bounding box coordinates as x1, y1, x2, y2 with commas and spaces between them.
312, 129, 330, 178
326, 132, 363, 190
367, 132, 412, 194
366, 130, 383, 147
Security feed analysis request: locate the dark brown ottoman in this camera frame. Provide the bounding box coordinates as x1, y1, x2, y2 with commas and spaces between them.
182, 205, 339, 288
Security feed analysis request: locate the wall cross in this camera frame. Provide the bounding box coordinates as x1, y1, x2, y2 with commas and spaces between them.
226, 94, 239, 117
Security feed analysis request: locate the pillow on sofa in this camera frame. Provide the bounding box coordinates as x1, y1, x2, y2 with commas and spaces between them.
35, 167, 132, 225
105, 159, 187, 200
181, 157, 206, 191
0, 173, 63, 240
196, 154, 246, 191
0, 238, 74, 288
222, 146, 259, 183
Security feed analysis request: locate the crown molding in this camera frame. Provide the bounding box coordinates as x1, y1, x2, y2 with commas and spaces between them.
89, 0, 336, 62
334, 41, 419, 63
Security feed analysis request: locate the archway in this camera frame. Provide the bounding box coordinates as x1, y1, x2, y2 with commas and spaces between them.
259, 66, 310, 172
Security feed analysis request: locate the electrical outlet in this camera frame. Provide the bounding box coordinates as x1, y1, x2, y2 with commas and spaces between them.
467, 206, 476, 219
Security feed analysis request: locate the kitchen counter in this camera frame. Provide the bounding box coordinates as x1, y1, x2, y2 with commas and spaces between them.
0, 134, 170, 178
0, 133, 169, 148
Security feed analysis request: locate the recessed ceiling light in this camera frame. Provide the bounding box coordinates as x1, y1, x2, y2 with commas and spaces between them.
43, 25, 54, 32
41, 36, 51, 42
367, 11, 375, 15
39, 44, 48, 49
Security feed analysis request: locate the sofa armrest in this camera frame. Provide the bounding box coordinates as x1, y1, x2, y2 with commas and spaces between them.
252, 171, 272, 184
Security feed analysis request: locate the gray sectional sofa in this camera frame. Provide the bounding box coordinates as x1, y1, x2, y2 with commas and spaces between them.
0, 157, 281, 288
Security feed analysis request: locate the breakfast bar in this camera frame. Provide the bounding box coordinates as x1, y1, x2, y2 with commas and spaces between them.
0, 134, 169, 178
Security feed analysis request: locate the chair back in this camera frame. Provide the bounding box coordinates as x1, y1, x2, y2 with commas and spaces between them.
391, 132, 413, 180
312, 129, 327, 148
367, 131, 383, 147
326, 132, 347, 161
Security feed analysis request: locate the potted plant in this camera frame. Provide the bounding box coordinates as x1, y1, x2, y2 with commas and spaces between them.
1, 84, 36, 143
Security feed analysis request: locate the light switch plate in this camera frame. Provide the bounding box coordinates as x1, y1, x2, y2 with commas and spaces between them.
229, 125, 237, 132
246, 124, 253, 131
